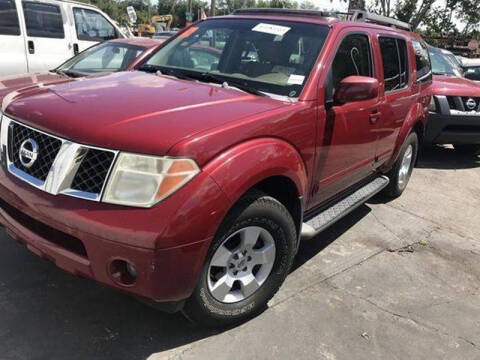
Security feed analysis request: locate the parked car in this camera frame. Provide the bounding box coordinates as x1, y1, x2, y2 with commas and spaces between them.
461, 58, 480, 82
0, 38, 162, 104
436, 48, 464, 76
0, 0, 126, 76
0, 9, 431, 327
426, 47, 480, 155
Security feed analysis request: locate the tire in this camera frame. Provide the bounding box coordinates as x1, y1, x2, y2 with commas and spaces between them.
383, 132, 418, 198
182, 190, 297, 328
453, 144, 480, 156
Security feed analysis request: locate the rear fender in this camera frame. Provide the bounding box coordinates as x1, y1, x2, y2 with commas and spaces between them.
386, 102, 425, 168
203, 138, 308, 206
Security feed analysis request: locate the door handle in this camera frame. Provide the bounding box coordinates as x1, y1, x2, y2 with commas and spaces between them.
73, 43, 79, 55
369, 111, 382, 124
28, 40, 35, 54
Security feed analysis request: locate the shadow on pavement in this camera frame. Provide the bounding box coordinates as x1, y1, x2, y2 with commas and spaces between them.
0, 228, 216, 360
292, 205, 371, 273
417, 144, 480, 170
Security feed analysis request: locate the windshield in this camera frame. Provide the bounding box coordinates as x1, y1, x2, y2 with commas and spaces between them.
429, 50, 460, 76
143, 19, 329, 98
57, 42, 145, 76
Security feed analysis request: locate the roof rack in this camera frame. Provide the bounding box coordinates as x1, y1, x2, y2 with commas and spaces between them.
231, 8, 411, 31
349, 10, 411, 31
232, 8, 338, 19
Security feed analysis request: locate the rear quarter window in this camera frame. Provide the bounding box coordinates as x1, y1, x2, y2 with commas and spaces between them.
0, 0, 20, 35
412, 41, 432, 82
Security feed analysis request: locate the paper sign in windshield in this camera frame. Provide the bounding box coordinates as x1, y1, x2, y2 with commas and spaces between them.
288, 74, 305, 85
252, 23, 291, 37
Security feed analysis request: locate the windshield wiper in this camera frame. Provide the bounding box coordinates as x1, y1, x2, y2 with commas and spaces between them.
191, 72, 267, 97
53, 68, 84, 78
137, 64, 194, 81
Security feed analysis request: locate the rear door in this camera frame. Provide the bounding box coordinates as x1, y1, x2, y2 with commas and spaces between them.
22, 0, 74, 72
310, 30, 380, 206
374, 35, 413, 165
0, 0, 28, 76
70, 6, 120, 54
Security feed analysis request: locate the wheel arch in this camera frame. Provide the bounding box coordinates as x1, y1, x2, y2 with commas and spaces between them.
203, 138, 308, 240
386, 103, 426, 168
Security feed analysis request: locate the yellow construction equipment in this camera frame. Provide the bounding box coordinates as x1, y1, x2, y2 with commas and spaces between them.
138, 15, 173, 37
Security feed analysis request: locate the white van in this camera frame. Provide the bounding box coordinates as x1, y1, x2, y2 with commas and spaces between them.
0, 0, 125, 76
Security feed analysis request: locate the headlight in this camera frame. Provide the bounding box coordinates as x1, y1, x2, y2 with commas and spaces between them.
428, 97, 437, 112
103, 153, 200, 208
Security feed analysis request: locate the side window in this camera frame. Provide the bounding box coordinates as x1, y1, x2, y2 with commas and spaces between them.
379, 37, 409, 91
331, 33, 373, 90
412, 41, 432, 82
0, 0, 20, 35
73, 8, 116, 41
22, 1, 64, 39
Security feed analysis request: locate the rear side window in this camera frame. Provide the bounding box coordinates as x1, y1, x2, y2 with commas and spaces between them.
73, 8, 116, 41
331, 33, 373, 90
22, 1, 64, 38
379, 37, 409, 92
412, 41, 432, 82
0, 0, 20, 35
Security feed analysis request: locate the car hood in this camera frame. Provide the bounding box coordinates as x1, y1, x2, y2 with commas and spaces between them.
4, 71, 287, 156
0, 72, 67, 104
432, 75, 480, 97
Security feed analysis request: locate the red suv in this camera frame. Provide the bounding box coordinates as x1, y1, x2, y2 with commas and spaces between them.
0, 9, 431, 327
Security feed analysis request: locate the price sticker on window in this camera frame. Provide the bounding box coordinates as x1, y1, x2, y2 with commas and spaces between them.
252, 23, 291, 37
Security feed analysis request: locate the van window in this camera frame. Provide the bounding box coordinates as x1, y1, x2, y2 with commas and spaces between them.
379, 37, 409, 91
331, 33, 373, 90
0, 0, 20, 35
22, 2, 64, 38
412, 41, 432, 82
73, 8, 116, 41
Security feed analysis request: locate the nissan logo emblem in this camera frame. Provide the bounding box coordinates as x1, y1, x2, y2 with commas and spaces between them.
465, 98, 477, 111
19, 138, 39, 168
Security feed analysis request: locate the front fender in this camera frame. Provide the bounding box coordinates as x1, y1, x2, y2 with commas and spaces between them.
386, 102, 426, 168
203, 138, 308, 205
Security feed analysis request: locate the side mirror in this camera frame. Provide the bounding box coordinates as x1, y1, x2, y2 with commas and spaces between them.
334, 76, 379, 105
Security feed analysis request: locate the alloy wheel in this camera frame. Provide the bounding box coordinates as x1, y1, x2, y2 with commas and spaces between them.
207, 226, 276, 303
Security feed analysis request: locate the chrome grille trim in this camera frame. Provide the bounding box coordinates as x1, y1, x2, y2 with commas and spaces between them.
0, 115, 118, 202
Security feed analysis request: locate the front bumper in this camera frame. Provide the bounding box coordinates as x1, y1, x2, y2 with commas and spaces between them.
0, 165, 231, 303
425, 113, 480, 145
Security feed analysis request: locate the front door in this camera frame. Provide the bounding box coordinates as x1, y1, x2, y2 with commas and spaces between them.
310, 31, 380, 208
70, 6, 118, 54
22, 0, 73, 72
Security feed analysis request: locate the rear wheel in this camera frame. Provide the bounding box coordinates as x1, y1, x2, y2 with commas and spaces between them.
453, 144, 480, 156
383, 132, 418, 198
183, 191, 297, 328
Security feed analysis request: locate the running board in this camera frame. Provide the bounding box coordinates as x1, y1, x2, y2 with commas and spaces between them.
301, 176, 389, 238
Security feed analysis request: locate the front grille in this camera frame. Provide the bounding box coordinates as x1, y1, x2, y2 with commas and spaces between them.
9, 123, 62, 181
3, 117, 117, 201
71, 149, 115, 194
446, 96, 480, 112
461, 97, 480, 112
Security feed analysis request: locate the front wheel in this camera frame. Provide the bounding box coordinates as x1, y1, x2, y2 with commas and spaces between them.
183, 191, 297, 328
383, 132, 418, 198
453, 144, 480, 156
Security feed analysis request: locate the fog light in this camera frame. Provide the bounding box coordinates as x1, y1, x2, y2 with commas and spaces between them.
109, 259, 137, 287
